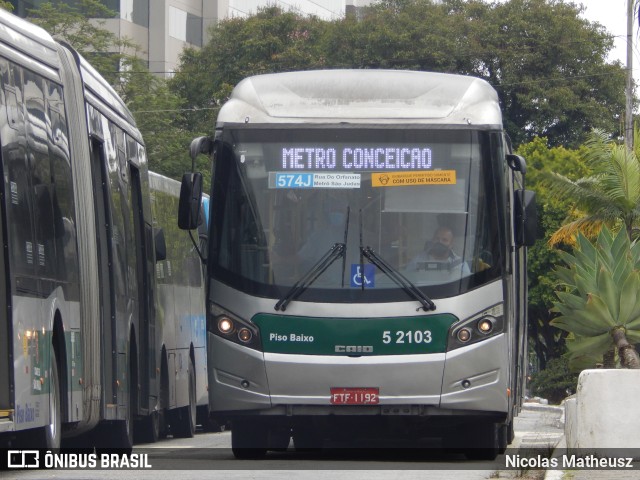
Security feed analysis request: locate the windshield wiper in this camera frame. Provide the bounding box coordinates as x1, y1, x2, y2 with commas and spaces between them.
361, 246, 436, 311
275, 243, 346, 311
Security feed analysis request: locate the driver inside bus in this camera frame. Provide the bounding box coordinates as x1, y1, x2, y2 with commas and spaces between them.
405, 225, 471, 276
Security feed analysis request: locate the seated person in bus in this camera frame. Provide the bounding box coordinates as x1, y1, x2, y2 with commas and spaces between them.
405, 225, 471, 276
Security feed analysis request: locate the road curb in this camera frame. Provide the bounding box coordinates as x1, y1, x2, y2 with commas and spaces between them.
543, 436, 567, 480
522, 403, 564, 414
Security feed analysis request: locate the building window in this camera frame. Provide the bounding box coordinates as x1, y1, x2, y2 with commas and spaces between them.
169, 6, 202, 47
186, 13, 202, 47
121, 0, 149, 27
169, 6, 187, 42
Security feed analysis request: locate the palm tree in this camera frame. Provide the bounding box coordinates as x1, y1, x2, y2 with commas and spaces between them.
546, 128, 640, 370
552, 227, 640, 369
546, 129, 640, 246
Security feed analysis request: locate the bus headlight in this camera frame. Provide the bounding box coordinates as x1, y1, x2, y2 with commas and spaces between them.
208, 303, 262, 351
478, 318, 494, 334
447, 305, 504, 351
218, 317, 235, 334
457, 328, 472, 343
238, 328, 253, 343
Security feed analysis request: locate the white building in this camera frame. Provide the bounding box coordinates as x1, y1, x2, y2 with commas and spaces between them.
10, 0, 376, 77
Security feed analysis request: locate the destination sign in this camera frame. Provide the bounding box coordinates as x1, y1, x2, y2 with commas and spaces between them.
269, 172, 361, 189
281, 146, 433, 171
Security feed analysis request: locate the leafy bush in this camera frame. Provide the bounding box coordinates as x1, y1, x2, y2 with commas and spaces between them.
529, 357, 579, 405
551, 227, 640, 369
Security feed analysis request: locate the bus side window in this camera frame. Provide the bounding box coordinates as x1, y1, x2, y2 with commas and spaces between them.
47, 80, 78, 285
1, 61, 35, 279
24, 69, 56, 279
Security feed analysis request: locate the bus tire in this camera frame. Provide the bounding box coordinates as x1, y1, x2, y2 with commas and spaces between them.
101, 357, 135, 453
464, 422, 499, 461
36, 348, 62, 449
198, 406, 225, 433
172, 358, 196, 438
137, 411, 160, 444
231, 419, 267, 459
498, 421, 513, 453
113, 394, 134, 452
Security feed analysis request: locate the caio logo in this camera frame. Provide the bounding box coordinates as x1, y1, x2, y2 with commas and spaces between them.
7, 450, 39, 468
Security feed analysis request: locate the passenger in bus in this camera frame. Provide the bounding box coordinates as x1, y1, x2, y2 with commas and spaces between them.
405, 225, 470, 276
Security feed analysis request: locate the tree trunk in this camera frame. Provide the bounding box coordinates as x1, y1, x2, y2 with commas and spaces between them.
611, 327, 640, 369
602, 347, 616, 368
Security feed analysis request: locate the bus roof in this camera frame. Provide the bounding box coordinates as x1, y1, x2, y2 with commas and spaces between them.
0, 8, 139, 138
217, 69, 502, 128
0, 7, 60, 71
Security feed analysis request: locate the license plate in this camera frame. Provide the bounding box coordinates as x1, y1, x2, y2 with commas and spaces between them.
330, 387, 379, 405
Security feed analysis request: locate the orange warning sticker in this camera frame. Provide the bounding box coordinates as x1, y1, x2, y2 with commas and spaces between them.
371, 170, 456, 187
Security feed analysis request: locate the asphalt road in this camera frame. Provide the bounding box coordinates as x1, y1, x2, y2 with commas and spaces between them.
3, 403, 563, 480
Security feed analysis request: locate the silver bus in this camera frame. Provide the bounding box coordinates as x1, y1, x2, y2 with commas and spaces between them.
149, 172, 209, 438
0, 10, 201, 451
180, 70, 537, 459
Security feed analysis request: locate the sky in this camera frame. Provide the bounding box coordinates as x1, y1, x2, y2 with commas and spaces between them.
577, 0, 640, 83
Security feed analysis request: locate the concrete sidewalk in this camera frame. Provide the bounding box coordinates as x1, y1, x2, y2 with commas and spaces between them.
542, 405, 640, 480
544, 437, 640, 480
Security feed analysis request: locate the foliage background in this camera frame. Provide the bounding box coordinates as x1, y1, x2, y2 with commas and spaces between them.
172, 0, 626, 149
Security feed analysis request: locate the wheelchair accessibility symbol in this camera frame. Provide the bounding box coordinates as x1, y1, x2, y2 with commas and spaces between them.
351, 264, 375, 288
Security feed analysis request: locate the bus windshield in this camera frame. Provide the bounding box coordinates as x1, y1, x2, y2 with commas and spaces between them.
210, 126, 504, 303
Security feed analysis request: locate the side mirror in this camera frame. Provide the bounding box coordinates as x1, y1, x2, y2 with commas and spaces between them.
178, 172, 203, 230
190, 136, 214, 166
515, 190, 537, 247
507, 154, 527, 174
154, 228, 167, 262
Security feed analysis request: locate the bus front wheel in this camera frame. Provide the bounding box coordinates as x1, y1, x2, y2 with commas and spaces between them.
231, 418, 267, 459
172, 357, 196, 438
464, 422, 499, 461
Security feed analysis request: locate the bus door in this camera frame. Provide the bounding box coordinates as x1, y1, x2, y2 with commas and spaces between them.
129, 162, 156, 414
89, 136, 117, 415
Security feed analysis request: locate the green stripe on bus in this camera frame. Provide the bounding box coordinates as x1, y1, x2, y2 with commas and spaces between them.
252, 314, 457, 355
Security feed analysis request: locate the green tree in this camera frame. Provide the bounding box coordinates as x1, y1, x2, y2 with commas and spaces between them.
516, 137, 590, 368
546, 129, 640, 245
551, 227, 640, 369
118, 57, 195, 181
529, 357, 578, 404
171, 7, 329, 136
0, 1, 13, 11
475, 0, 625, 147
172, 1, 627, 148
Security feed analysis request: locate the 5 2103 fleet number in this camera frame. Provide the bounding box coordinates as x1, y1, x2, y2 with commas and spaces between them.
382, 330, 432, 344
